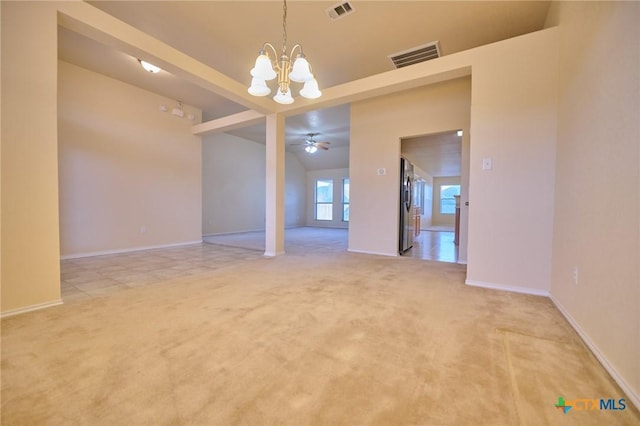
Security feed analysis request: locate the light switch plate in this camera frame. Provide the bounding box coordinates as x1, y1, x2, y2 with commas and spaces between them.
482, 158, 493, 170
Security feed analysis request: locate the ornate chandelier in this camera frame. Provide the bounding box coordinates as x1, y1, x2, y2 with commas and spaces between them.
248, 0, 321, 104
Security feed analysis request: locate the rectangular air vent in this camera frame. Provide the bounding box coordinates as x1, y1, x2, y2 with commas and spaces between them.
388, 41, 441, 69
325, 1, 355, 21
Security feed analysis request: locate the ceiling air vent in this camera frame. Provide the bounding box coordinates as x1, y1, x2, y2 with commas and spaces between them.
388, 41, 441, 69
325, 1, 355, 21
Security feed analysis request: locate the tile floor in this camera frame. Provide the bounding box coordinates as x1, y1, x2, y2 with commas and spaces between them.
404, 230, 459, 263
61, 227, 459, 303
203, 227, 348, 253
61, 244, 261, 302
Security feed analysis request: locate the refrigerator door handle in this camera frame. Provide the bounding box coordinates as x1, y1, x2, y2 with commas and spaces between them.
404, 177, 412, 211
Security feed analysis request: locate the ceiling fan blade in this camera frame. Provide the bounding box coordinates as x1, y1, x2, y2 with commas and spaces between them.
317, 141, 331, 145
318, 145, 329, 150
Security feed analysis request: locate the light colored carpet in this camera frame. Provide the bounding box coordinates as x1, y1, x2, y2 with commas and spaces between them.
2, 251, 638, 425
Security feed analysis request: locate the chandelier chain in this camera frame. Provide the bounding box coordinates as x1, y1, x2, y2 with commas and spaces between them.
281, 0, 288, 54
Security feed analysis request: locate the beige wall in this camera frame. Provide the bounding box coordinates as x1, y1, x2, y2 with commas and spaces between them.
350, 77, 471, 258
202, 133, 266, 235
202, 133, 306, 235
58, 61, 202, 257
306, 168, 350, 228
350, 27, 558, 283
285, 152, 307, 228
547, 1, 640, 405
1, 2, 61, 313
431, 176, 461, 227
465, 28, 558, 293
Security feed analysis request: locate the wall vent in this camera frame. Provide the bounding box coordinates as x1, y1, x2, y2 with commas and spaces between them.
325, 1, 355, 21
388, 41, 441, 69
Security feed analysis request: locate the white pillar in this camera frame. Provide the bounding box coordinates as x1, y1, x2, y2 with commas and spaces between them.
264, 113, 285, 256
1, 2, 62, 314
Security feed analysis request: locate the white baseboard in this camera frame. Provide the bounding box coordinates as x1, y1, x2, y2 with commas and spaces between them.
202, 226, 346, 239
550, 294, 640, 411
465, 279, 549, 297
347, 248, 397, 257
1, 299, 63, 318
263, 250, 285, 257
60, 240, 203, 260
202, 229, 264, 237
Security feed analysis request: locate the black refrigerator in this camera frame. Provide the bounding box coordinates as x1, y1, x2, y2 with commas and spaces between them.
399, 157, 414, 254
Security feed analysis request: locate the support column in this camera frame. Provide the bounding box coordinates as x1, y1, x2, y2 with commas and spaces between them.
1, 2, 61, 314
264, 113, 285, 256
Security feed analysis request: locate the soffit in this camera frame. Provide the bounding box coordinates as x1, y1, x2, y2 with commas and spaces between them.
58, 1, 549, 170
77, 0, 550, 118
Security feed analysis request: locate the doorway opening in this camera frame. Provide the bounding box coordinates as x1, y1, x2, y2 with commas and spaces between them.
400, 129, 467, 263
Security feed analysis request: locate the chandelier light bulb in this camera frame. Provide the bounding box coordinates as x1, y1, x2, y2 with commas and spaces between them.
289, 55, 313, 83
248, 77, 271, 96
300, 77, 322, 99
273, 88, 294, 104
250, 53, 277, 81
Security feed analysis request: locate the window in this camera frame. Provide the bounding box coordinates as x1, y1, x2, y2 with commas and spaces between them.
315, 179, 333, 221
342, 179, 350, 221
439, 184, 460, 215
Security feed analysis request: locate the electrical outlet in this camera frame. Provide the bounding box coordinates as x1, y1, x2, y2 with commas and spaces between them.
572, 266, 578, 285
140, 225, 147, 234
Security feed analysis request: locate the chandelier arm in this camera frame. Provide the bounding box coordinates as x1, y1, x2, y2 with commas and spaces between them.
262, 43, 278, 60
262, 42, 283, 74
289, 44, 303, 60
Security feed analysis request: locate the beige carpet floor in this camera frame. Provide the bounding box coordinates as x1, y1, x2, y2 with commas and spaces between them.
2, 250, 638, 425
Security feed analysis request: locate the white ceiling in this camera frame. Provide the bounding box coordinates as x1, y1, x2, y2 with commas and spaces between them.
58, 1, 550, 173
402, 131, 462, 178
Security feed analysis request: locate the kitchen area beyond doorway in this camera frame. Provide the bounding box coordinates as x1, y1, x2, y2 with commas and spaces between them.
400, 130, 465, 264
404, 228, 458, 263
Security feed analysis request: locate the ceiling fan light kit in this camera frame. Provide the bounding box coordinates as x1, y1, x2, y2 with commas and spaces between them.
248, 0, 321, 104
296, 132, 330, 154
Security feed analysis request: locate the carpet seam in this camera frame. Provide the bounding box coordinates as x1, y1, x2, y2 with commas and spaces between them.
501, 331, 524, 426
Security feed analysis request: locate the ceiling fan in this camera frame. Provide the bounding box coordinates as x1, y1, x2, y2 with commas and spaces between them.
293, 132, 331, 154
